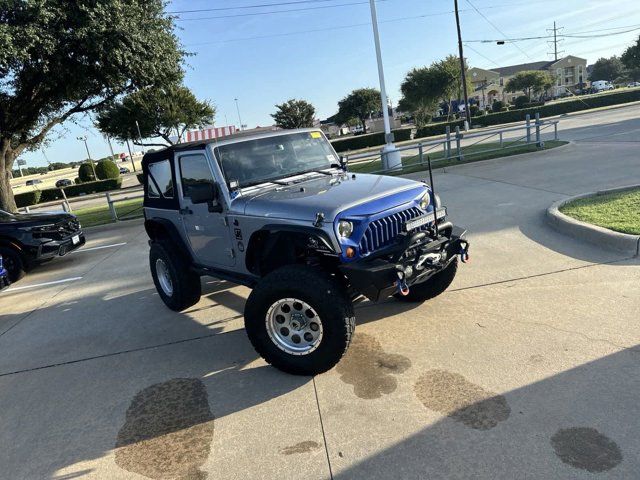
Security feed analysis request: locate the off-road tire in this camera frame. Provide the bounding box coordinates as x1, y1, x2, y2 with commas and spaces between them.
149, 241, 201, 311
0, 246, 26, 283
395, 258, 458, 303
244, 265, 355, 375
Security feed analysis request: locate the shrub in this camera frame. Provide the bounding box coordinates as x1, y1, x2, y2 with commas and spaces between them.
491, 100, 505, 111
469, 105, 479, 117
331, 128, 412, 153
74, 177, 82, 185
95, 159, 120, 180
14, 190, 42, 208
415, 119, 465, 139
78, 162, 96, 182
39, 188, 64, 203
514, 95, 529, 109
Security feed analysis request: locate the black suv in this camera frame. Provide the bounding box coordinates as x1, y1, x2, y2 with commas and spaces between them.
0, 209, 85, 282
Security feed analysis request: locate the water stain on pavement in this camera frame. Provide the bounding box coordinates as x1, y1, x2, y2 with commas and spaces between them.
336, 333, 411, 399
280, 441, 321, 455
115, 378, 215, 479
414, 369, 510, 430
551, 427, 622, 473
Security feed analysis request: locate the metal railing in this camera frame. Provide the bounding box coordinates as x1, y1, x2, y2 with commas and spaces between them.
342, 114, 560, 175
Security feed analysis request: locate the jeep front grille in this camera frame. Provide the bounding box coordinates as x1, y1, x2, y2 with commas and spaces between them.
358, 207, 426, 255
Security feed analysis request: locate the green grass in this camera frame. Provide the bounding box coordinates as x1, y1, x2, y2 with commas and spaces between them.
349, 140, 568, 175
560, 188, 640, 235
74, 197, 143, 228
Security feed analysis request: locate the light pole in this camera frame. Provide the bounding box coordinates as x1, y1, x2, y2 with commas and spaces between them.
77, 136, 97, 179
454, 0, 471, 130
234, 98, 244, 131
368, 0, 401, 170
135, 120, 145, 154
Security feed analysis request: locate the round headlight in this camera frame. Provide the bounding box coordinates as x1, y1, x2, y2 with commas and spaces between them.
420, 191, 431, 210
338, 220, 354, 238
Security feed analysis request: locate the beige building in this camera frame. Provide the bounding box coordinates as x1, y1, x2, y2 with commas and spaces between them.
469, 55, 587, 108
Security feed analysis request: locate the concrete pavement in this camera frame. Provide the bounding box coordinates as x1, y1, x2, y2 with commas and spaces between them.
0, 117, 639, 479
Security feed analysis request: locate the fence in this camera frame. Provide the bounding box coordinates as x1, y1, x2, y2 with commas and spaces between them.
343, 114, 560, 175
23, 187, 144, 222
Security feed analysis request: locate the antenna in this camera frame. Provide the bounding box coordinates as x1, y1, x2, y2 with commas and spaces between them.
546, 21, 565, 61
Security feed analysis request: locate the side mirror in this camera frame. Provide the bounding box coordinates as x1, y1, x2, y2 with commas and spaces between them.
189, 182, 223, 213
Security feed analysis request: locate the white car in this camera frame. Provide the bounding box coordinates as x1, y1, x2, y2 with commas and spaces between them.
627, 81, 640, 88
591, 80, 614, 92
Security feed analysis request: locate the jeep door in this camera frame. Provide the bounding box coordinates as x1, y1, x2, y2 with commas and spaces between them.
176, 152, 235, 267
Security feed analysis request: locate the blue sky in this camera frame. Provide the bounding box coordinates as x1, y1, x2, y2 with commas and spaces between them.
23, 0, 640, 167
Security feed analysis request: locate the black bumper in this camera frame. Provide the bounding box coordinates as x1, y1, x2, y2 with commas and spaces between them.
339, 225, 469, 302
37, 233, 86, 260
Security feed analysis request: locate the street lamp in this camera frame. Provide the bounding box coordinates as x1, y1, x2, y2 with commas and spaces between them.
77, 136, 97, 179
234, 98, 244, 131
368, 0, 401, 171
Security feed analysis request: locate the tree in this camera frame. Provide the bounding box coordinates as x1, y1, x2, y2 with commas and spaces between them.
589, 56, 625, 82
97, 85, 215, 147
0, 1, 184, 212
398, 55, 472, 124
505, 70, 554, 101
271, 99, 316, 129
95, 160, 120, 180
336, 88, 381, 133
622, 36, 640, 81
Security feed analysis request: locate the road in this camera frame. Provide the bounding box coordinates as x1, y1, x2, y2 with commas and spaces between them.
0, 114, 639, 479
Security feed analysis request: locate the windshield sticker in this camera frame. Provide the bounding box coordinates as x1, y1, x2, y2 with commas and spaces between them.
310, 131, 322, 139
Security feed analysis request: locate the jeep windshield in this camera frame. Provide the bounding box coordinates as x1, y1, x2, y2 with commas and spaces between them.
214, 131, 340, 188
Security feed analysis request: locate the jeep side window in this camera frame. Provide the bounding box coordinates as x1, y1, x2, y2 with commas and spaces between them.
179, 153, 215, 198
148, 160, 174, 198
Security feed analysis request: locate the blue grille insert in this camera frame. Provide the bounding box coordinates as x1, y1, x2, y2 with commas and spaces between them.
358, 206, 426, 255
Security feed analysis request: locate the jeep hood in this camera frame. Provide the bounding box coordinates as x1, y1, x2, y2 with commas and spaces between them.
233, 172, 426, 221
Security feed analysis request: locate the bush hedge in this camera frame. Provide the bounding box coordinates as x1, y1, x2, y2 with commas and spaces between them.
331, 128, 412, 153
15, 179, 123, 207
95, 160, 120, 180
14, 190, 42, 208
413, 89, 640, 140
78, 162, 96, 182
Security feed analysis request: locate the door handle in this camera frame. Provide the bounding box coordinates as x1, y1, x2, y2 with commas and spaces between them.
179, 207, 193, 215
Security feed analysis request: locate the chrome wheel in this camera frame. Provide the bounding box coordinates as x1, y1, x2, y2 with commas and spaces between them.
266, 298, 323, 355
155, 258, 173, 297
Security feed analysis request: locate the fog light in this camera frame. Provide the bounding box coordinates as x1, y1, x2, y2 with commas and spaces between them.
346, 247, 356, 258
404, 265, 413, 278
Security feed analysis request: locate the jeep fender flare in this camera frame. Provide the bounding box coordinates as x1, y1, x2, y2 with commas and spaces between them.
245, 225, 337, 276
144, 218, 192, 262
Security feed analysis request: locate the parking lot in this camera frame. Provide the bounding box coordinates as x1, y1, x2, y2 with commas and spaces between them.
1, 124, 639, 479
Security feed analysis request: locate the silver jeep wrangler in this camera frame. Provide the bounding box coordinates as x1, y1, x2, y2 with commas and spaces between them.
142, 129, 469, 375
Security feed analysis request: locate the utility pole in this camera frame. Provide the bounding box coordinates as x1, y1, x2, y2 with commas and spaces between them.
454, 0, 471, 130
234, 98, 244, 131
547, 22, 564, 62
368, 0, 401, 170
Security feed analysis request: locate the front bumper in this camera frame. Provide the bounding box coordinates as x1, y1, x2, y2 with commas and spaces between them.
339, 225, 469, 302
37, 232, 86, 260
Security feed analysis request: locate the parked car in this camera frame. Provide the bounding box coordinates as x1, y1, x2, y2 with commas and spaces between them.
55, 178, 73, 188
0, 209, 85, 282
0, 255, 9, 290
142, 129, 469, 375
119, 167, 130, 174
25, 179, 42, 186
591, 80, 614, 92
627, 81, 640, 88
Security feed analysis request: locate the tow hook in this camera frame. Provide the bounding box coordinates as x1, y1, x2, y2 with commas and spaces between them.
395, 270, 410, 296
459, 240, 470, 263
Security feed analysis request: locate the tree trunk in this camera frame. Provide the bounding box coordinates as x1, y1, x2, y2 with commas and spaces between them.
0, 148, 18, 213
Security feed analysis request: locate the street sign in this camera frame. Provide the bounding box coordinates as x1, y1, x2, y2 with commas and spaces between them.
16, 159, 26, 166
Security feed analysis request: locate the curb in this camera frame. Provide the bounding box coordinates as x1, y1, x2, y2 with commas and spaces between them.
546, 185, 640, 256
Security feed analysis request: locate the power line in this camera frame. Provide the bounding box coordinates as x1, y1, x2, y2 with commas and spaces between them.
168, 0, 341, 14
464, 0, 534, 60
175, 0, 391, 22
463, 43, 501, 67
